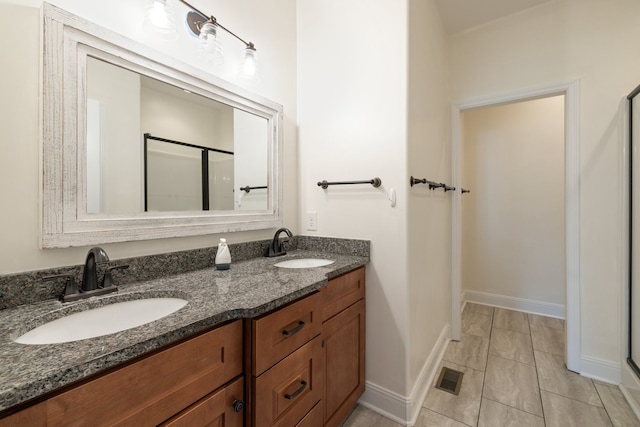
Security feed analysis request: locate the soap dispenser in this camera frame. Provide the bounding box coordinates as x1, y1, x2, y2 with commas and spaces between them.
215, 238, 231, 270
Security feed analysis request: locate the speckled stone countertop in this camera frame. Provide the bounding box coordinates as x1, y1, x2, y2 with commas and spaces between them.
0, 248, 368, 413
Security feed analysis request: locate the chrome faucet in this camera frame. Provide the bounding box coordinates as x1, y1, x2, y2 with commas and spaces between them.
266, 228, 293, 257
82, 247, 110, 291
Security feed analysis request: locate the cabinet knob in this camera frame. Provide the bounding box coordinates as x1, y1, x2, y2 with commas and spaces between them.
232, 399, 244, 413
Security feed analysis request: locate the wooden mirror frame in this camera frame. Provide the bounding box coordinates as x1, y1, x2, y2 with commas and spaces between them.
41, 3, 283, 248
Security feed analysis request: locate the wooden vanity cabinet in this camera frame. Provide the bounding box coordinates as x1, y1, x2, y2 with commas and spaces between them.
1, 266, 367, 427
0, 320, 244, 427
160, 376, 244, 427
247, 291, 324, 427
251, 292, 323, 376
247, 267, 366, 427
294, 402, 323, 427
321, 267, 366, 427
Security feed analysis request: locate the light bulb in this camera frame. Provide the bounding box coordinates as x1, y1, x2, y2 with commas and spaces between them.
238, 43, 260, 83
197, 20, 224, 65
144, 0, 178, 41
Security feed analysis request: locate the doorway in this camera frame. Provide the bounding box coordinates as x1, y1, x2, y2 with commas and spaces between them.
451, 81, 581, 372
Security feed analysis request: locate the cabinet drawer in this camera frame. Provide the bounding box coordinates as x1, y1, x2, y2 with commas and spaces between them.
322, 267, 365, 321
254, 336, 323, 427
1, 320, 243, 427
252, 292, 322, 375
160, 377, 244, 427
295, 402, 323, 427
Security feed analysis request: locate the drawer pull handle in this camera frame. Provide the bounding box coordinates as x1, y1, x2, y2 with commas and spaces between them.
282, 320, 305, 336
284, 380, 307, 400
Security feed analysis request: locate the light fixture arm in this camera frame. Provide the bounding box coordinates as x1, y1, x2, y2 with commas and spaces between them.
179, 0, 255, 49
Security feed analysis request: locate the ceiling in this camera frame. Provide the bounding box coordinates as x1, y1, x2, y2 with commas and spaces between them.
435, 0, 553, 34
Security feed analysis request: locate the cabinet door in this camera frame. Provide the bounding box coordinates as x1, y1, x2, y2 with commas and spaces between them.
296, 402, 323, 427
160, 377, 244, 427
254, 336, 323, 427
323, 299, 365, 427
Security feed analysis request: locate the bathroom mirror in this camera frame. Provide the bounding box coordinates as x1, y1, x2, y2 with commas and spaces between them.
41, 4, 282, 248
86, 57, 268, 214
629, 83, 640, 376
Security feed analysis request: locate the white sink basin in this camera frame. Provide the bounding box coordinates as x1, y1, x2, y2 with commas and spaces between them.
274, 258, 335, 269
15, 298, 188, 345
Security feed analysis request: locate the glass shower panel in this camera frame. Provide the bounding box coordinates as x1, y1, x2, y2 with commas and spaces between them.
209, 152, 235, 210
146, 140, 202, 211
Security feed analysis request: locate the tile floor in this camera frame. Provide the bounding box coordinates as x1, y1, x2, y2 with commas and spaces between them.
342, 303, 640, 427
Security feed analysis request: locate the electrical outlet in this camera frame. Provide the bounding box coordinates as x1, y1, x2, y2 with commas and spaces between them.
307, 212, 317, 231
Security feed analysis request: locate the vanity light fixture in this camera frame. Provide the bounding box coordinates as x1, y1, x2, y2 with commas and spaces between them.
145, 0, 260, 82
143, 0, 178, 40
196, 17, 224, 65
238, 42, 259, 83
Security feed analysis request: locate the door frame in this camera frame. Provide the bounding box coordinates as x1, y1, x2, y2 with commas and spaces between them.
450, 80, 581, 372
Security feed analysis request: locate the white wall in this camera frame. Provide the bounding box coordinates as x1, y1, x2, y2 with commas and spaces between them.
462, 96, 565, 306
234, 109, 268, 210
407, 0, 451, 405
140, 83, 233, 151
86, 58, 142, 213
297, 0, 410, 401
298, 0, 451, 421
451, 0, 640, 379
0, 0, 297, 273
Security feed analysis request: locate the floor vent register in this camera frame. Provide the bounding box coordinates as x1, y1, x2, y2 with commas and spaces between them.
435, 367, 464, 395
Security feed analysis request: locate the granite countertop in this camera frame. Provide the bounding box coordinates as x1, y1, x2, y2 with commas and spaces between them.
0, 249, 368, 413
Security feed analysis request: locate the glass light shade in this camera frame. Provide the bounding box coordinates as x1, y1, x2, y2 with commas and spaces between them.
197, 21, 224, 65
238, 44, 260, 84
143, 0, 178, 41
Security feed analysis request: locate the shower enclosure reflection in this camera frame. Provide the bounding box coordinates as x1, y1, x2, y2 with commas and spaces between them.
85, 56, 268, 214
143, 134, 234, 211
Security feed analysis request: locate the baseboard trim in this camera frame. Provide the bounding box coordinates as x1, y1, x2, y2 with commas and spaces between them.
580, 356, 620, 384
463, 290, 565, 318
463, 291, 622, 383
359, 382, 407, 425
620, 383, 640, 422
359, 323, 451, 425
406, 323, 450, 426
